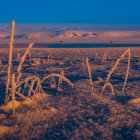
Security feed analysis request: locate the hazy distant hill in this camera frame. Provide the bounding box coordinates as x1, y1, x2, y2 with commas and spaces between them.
0, 30, 140, 44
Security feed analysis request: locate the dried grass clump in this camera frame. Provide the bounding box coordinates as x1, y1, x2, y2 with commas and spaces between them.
16, 73, 73, 97
28, 49, 32, 63
16, 51, 21, 61
5, 20, 35, 105
41, 73, 73, 88
101, 53, 107, 62
4, 20, 34, 105
100, 82, 114, 99
0, 64, 8, 72
58, 70, 64, 86
17, 42, 34, 74
50, 77, 56, 89
16, 72, 22, 83
5, 75, 43, 114
5, 20, 15, 103
95, 53, 98, 61
86, 57, 94, 95
16, 76, 44, 97
12, 74, 16, 116
100, 49, 131, 99
32, 58, 41, 66
57, 70, 64, 91
94, 77, 104, 84
46, 55, 55, 64
28, 77, 43, 97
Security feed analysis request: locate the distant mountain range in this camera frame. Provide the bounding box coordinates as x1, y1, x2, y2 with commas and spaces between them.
0, 30, 140, 44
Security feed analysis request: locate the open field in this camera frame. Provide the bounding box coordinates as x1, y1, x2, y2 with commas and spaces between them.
0, 46, 139, 140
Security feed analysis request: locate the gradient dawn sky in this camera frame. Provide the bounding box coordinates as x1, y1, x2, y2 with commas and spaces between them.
0, 0, 140, 24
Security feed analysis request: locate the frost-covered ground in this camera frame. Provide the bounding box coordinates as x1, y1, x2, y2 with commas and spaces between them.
0, 47, 139, 140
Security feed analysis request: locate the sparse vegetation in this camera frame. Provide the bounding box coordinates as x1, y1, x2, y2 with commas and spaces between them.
86, 57, 94, 95
100, 48, 131, 99
0, 20, 139, 139
2, 20, 74, 115
5, 20, 15, 104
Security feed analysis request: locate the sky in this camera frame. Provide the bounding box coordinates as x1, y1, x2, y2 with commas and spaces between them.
0, 0, 140, 24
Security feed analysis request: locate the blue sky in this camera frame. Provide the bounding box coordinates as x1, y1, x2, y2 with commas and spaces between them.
0, 0, 140, 24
